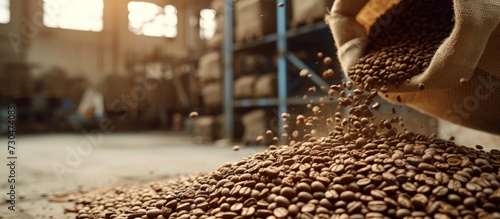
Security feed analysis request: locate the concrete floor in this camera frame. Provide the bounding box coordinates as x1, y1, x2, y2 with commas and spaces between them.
0, 132, 265, 219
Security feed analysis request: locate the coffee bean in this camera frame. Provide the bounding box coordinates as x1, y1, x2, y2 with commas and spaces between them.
447, 157, 461, 166
311, 181, 326, 192
432, 185, 449, 197
230, 203, 243, 212
402, 182, 417, 193
395, 208, 411, 219
356, 178, 371, 186
435, 172, 450, 184
340, 174, 355, 184
463, 197, 477, 208
411, 194, 428, 210
340, 191, 356, 202
381, 185, 398, 194
370, 189, 387, 199
255, 209, 273, 217
296, 182, 312, 192
301, 203, 316, 213
145, 208, 161, 218
417, 185, 431, 194
382, 172, 396, 182
434, 213, 451, 219
365, 212, 384, 219
453, 173, 469, 183
331, 164, 345, 173
419, 83, 425, 91
397, 195, 412, 209
280, 187, 296, 199
239, 187, 252, 197
298, 191, 314, 202
384, 197, 398, 208
273, 207, 288, 218
274, 196, 290, 207
465, 182, 482, 192
371, 164, 385, 173
284, 204, 298, 216
355, 137, 367, 148
367, 200, 387, 212
347, 201, 363, 214
418, 163, 437, 172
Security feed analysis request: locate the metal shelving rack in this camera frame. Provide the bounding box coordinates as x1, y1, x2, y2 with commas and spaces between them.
223, 0, 334, 140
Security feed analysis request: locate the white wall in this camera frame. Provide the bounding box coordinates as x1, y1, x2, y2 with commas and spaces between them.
0, 0, 198, 84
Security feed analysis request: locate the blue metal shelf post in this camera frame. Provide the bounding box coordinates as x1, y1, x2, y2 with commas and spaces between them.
224, 0, 234, 140
277, 0, 287, 139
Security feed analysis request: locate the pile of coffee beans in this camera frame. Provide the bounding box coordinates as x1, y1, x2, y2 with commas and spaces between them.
68, 75, 500, 219
65, 1, 500, 219
346, 0, 455, 91
68, 128, 500, 219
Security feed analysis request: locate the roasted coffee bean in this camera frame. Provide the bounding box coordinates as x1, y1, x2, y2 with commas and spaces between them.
301, 203, 316, 213
447, 157, 461, 166
365, 212, 384, 219
274, 196, 290, 207
395, 208, 411, 219
241, 207, 255, 216
463, 197, 477, 208
384, 197, 398, 208
296, 182, 312, 192
367, 200, 387, 212
287, 204, 299, 216
382, 172, 396, 182
435, 172, 450, 184
397, 195, 412, 209
255, 209, 273, 218
402, 182, 417, 193
311, 181, 326, 192
417, 185, 431, 194
347, 201, 363, 214
298, 191, 314, 202
325, 190, 339, 201
432, 185, 449, 197
340, 191, 356, 202
370, 189, 387, 199
434, 213, 451, 219
339, 174, 355, 184
280, 187, 296, 199
145, 209, 161, 218
230, 203, 243, 212
418, 163, 437, 172
411, 194, 428, 210
356, 178, 371, 186
273, 207, 288, 218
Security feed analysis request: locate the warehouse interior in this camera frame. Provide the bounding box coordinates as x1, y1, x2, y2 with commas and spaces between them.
0, 0, 499, 218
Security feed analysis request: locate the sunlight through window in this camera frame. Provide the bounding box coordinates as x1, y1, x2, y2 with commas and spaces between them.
199, 9, 216, 40
128, 1, 177, 38
0, 0, 10, 24
43, 0, 103, 31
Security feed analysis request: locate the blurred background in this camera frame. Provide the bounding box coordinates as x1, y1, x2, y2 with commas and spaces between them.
0, 0, 447, 142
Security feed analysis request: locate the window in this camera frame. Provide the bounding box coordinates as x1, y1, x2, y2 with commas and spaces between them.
0, 0, 9, 24
128, 1, 177, 38
43, 0, 103, 31
199, 9, 216, 40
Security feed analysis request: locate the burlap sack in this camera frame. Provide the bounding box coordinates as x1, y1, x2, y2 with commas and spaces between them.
326, 0, 500, 134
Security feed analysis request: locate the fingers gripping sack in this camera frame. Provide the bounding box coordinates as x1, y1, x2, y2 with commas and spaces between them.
326, 0, 500, 134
